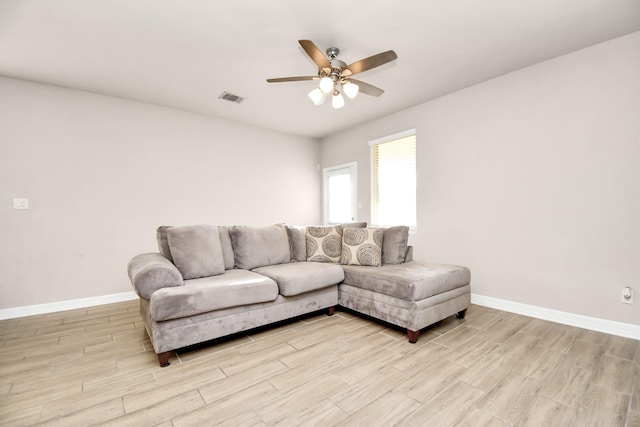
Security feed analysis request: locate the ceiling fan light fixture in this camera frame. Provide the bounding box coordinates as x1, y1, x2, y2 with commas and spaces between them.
343, 82, 359, 99
308, 88, 326, 106
319, 77, 334, 93
332, 91, 345, 109
267, 40, 397, 110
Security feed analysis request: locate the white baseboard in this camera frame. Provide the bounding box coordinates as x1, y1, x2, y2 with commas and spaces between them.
0, 291, 138, 320
471, 293, 640, 340
2, 291, 637, 341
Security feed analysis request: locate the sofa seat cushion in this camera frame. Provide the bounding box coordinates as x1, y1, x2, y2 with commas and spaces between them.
341, 262, 470, 302
252, 262, 345, 296
149, 269, 278, 321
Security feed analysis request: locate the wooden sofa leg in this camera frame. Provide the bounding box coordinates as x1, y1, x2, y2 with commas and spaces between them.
456, 309, 467, 319
327, 306, 335, 316
407, 329, 419, 343
158, 351, 172, 367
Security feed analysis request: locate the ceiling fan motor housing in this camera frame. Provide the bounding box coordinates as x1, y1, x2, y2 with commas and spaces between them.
326, 47, 340, 59
321, 47, 344, 81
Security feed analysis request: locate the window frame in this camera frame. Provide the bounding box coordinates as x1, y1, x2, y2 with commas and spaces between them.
369, 129, 417, 233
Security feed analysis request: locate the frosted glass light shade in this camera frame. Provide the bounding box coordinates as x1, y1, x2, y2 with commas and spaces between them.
308, 88, 325, 106
332, 92, 345, 109
343, 82, 359, 99
319, 77, 334, 93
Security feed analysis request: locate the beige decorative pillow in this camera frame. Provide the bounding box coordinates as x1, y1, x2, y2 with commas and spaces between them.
340, 228, 384, 266
306, 226, 342, 263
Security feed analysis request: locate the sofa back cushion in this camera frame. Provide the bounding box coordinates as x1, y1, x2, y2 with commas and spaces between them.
286, 225, 307, 262
341, 228, 384, 266
218, 226, 235, 270
382, 226, 410, 265
335, 221, 367, 235
156, 226, 174, 262
158, 225, 235, 270
231, 224, 291, 270
166, 224, 225, 279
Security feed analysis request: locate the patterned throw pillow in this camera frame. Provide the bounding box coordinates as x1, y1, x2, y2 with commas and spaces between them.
306, 226, 342, 263
341, 228, 384, 266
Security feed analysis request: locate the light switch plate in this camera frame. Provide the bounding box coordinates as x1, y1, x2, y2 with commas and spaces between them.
13, 198, 29, 209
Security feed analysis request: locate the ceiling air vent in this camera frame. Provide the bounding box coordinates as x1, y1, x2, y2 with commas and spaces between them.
218, 91, 244, 104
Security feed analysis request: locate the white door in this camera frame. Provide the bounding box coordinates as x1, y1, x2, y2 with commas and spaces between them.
323, 162, 357, 225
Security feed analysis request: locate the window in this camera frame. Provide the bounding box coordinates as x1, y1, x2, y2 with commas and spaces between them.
370, 129, 416, 230
323, 162, 357, 225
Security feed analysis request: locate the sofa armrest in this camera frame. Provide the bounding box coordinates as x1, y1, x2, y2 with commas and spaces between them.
404, 246, 413, 263
127, 253, 184, 300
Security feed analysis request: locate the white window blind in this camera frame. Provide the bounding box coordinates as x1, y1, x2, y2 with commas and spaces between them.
371, 130, 416, 229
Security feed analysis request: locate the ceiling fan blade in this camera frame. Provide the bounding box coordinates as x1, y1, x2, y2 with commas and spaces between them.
266, 76, 318, 83
298, 40, 331, 70
344, 50, 397, 76
344, 78, 384, 97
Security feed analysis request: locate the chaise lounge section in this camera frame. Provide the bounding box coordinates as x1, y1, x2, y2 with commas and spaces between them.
128, 223, 470, 366
339, 262, 470, 343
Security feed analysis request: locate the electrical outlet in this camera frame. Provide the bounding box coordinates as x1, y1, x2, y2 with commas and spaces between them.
13, 198, 29, 210
621, 287, 633, 304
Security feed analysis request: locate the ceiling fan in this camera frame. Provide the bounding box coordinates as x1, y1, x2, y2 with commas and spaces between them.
267, 40, 398, 108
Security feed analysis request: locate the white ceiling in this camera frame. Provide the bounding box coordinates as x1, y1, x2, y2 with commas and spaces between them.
1, 1, 639, 139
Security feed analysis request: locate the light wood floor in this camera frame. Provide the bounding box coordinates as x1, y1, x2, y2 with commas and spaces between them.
0, 301, 638, 426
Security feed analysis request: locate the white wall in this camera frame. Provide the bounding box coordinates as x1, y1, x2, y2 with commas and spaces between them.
321, 32, 640, 325
0, 78, 321, 309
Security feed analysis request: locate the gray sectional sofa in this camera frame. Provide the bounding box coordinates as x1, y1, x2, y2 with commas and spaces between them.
128, 223, 470, 367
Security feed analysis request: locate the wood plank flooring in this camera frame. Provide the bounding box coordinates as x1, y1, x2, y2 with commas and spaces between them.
0, 301, 638, 426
